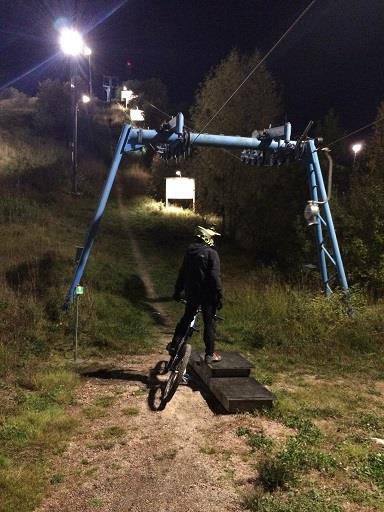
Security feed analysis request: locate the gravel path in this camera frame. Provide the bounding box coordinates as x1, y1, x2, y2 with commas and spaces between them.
35, 351, 257, 512
35, 192, 281, 511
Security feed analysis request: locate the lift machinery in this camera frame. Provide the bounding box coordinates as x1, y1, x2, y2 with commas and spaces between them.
64, 113, 348, 307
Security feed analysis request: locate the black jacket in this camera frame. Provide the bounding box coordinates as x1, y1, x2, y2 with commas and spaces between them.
174, 240, 222, 301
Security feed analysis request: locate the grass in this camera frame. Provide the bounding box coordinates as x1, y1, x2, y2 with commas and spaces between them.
0, 462, 46, 512
121, 195, 384, 511
122, 406, 140, 416
95, 425, 126, 440
93, 395, 116, 408
360, 452, 384, 490
0, 140, 158, 510
236, 427, 273, 452
244, 489, 343, 512
82, 406, 109, 419
0, 363, 79, 512
89, 496, 104, 508
0, 123, 384, 512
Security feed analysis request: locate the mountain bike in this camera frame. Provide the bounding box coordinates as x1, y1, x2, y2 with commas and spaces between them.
161, 302, 223, 404
161, 304, 199, 404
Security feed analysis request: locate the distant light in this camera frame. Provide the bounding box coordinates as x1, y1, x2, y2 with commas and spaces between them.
81, 94, 91, 104
121, 89, 137, 103
352, 143, 363, 154
121, 88, 138, 108
59, 28, 84, 56
83, 46, 92, 56
176, 170, 182, 177
130, 108, 145, 122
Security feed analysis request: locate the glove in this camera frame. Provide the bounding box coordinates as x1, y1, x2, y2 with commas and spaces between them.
173, 291, 181, 302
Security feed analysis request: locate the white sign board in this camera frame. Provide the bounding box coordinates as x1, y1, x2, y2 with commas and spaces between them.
121, 89, 138, 108
166, 177, 195, 209
130, 108, 145, 122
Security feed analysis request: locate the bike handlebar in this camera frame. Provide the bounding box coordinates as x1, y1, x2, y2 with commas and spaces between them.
178, 299, 224, 320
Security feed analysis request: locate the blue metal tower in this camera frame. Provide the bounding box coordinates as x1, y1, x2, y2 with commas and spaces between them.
64, 113, 348, 306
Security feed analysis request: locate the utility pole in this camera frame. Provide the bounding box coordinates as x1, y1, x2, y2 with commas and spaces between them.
70, 63, 78, 195
102, 75, 118, 102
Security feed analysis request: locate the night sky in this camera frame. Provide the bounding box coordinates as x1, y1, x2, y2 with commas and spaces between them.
1, 0, 384, 135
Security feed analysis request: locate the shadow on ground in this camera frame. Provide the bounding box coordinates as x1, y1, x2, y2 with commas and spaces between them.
123, 274, 170, 327
81, 360, 227, 415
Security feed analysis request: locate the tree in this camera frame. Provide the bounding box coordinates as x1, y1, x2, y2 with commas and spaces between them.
0, 87, 27, 101
186, 49, 314, 271
189, 50, 282, 240
33, 79, 71, 140
367, 100, 384, 174
338, 100, 384, 295
315, 109, 350, 194
118, 78, 169, 129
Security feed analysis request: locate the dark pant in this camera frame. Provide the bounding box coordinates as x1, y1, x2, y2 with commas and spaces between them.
172, 298, 217, 356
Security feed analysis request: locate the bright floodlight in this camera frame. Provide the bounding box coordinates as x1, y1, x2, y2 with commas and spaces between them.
83, 46, 92, 56
81, 94, 90, 104
59, 27, 84, 56
352, 143, 363, 155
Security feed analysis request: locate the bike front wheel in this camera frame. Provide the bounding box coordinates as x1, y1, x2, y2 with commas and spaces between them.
162, 343, 192, 404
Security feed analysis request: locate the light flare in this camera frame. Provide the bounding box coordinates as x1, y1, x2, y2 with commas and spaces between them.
59, 27, 84, 56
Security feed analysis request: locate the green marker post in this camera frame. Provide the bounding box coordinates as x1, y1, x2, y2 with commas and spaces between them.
74, 285, 84, 362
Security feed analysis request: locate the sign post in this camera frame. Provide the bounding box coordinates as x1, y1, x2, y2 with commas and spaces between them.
165, 177, 195, 210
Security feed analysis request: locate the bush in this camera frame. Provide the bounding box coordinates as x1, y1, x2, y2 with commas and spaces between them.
0, 87, 27, 101
361, 452, 384, 490
33, 79, 71, 140
244, 489, 343, 512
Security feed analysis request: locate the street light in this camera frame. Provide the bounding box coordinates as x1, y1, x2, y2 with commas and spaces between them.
59, 27, 92, 194
72, 95, 91, 194
83, 46, 93, 97
351, 142, 363, 165
59, 27, 84, 56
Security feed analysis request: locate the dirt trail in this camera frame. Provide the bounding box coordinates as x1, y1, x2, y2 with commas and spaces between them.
35, 196, 279, 512
36, 352, 258, 512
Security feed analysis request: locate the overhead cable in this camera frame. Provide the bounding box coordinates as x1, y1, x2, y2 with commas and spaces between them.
326, 115, 384, 148
191, 0, 318, 144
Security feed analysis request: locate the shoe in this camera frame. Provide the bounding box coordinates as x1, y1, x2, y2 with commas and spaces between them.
205, 352, 222, 364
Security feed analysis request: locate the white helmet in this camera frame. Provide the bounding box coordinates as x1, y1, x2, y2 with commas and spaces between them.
194, 225, 221, 247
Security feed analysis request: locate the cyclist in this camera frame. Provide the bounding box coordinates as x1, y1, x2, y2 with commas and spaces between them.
167, 225, 223, 364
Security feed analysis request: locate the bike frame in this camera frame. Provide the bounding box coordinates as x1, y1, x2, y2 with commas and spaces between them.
168, 309, 198, 371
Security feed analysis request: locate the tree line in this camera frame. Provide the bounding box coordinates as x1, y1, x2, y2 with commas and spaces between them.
4, 47, 384, 296
153, 49, 384, 297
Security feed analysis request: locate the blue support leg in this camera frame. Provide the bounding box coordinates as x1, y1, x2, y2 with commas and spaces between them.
306, 139, 348, 292
307, 162, 330, 294
64, 124, 131, 307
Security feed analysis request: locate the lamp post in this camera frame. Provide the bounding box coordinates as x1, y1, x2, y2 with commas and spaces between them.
83, 46, 93, 97
351, 142, 363, 165
59, 28, 92, 194
72, 94, 90, 194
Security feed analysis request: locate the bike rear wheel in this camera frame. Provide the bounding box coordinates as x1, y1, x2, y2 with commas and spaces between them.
162, 343, 192, 403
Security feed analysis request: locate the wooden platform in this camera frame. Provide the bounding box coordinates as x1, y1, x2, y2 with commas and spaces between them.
189, 351, 274, 413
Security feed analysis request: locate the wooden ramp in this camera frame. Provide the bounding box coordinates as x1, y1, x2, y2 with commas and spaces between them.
189, 351, 274, 413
